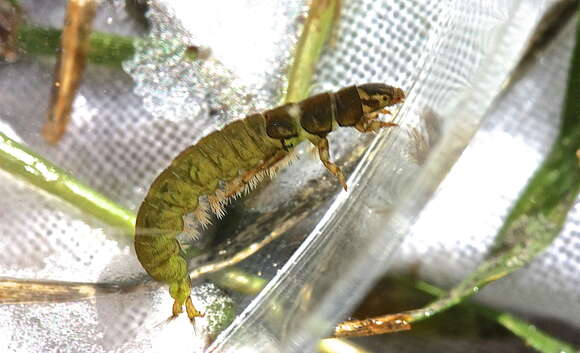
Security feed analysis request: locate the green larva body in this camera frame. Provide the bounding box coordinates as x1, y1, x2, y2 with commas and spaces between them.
134, 83, 405, 321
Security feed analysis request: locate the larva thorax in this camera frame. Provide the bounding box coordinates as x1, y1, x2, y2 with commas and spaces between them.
263, 83, 405, 146
262, 83, 404, 190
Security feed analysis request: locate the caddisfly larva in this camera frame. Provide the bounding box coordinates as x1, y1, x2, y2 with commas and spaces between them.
134, 83, 405, 322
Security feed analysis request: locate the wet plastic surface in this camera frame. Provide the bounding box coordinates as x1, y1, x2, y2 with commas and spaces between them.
0, 1, 576, 352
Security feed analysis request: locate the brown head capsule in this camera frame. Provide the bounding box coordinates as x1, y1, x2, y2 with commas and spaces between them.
357, 83, 405, 114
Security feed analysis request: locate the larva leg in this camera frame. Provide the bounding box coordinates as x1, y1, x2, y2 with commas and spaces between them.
312, 136, 347, 191
354, 115, 398, 133
170, 296, 203, 322
185, 296, 204, 322
171, 299, 183, 319
168, 278, 201, 322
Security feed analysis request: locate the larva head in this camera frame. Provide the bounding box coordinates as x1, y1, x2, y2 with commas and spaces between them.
357, 83, 405, 113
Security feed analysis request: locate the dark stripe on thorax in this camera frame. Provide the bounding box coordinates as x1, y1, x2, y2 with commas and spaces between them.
334, 85, 364, 127
299, 92, 334, 137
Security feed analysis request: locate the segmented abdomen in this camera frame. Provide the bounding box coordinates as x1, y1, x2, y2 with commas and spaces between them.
134, 114, 281, 283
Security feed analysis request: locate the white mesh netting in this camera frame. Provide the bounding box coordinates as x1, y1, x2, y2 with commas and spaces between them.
0, 0, 577, 352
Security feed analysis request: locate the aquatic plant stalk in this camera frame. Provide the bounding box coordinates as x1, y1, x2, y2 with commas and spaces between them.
284, 0, 340, 103
408, 278, 578, 353
0, 132, 135, 234
18, 25, 135, 66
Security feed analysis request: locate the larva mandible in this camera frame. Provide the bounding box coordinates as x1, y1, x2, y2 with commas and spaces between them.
134, 83, 405, 322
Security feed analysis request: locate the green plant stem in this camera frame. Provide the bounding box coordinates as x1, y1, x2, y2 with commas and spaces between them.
208, 269, 267, 295
17, 25, 135, 66
484, 311, 578, 353
0, 132, 135, 235
406, 278, 578, 353
283, 0, 340, 103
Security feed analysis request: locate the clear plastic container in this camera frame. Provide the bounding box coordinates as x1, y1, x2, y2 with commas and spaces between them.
0, 1, 567, 352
